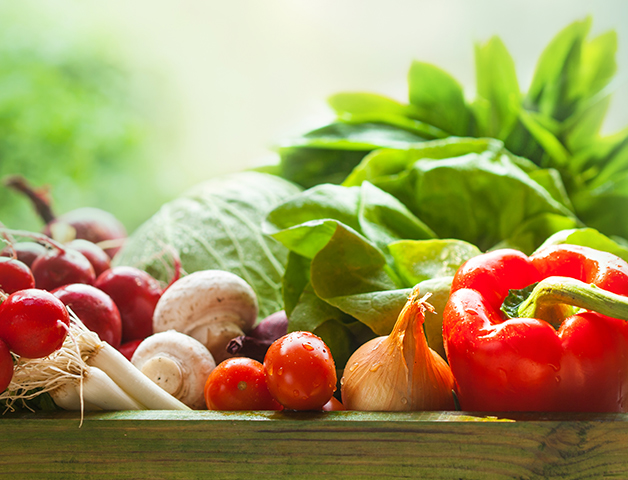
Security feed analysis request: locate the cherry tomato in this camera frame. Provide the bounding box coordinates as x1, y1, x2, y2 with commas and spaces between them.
0, 288, 70, 358
264, 331, 337, 410
204, 357, 282, 411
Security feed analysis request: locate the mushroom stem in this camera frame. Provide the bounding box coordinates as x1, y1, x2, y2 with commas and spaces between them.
187, 314, 247, 363
131, 330, 217, 409
139, 355, 184, 397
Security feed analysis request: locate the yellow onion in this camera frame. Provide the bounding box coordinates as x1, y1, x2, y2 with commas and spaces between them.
341, 287, 455, 411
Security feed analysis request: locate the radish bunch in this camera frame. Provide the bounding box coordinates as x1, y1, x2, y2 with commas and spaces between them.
0, 227, 173, 398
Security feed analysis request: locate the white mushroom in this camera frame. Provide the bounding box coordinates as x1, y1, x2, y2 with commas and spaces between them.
152, 270, 259, 363
131, 330, 216, 409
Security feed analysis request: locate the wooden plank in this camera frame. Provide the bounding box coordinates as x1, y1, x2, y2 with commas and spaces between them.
1, 411, 628, 479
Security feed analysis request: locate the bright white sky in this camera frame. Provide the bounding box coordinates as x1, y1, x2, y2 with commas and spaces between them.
18, 0, 628, 195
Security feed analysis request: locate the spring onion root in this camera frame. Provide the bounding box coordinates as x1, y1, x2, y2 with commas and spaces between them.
0, 314, 191, 413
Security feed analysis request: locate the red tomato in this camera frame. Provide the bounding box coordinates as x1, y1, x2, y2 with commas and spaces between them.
204, 357, 282, 411
264, 331, 337, 410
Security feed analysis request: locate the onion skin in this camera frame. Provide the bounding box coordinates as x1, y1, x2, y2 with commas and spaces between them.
341, 289, 455, 412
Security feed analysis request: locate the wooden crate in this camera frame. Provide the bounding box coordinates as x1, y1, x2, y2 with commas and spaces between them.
1, 410, 627, 479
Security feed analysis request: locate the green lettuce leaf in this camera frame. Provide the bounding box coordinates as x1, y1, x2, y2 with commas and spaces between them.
407, 61, 471, 136
277, 122, 427, 188
537, 228, 628, 262
344, 137, 579, 251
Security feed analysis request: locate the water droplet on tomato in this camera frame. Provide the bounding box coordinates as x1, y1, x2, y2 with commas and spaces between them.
277, 367, 283, 376
293, 389, 300, 397
302, 343, 314, 351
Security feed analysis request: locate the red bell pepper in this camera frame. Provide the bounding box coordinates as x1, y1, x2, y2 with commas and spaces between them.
443, 244, 628, 412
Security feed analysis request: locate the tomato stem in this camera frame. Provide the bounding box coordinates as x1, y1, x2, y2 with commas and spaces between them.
518, 276, 628, 321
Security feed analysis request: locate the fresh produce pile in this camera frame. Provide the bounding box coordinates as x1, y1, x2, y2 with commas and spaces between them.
2, 17, 628, 414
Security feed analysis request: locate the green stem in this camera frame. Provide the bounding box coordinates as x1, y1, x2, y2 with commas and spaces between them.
518, 276, 628, 321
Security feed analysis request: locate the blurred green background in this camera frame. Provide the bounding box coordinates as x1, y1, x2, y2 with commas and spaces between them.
0, 0, 626, 235
0, 1, 179, 233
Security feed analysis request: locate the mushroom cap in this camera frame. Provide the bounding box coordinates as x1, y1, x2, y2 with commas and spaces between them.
152, 270, 258, 360
131, 330, 216, 409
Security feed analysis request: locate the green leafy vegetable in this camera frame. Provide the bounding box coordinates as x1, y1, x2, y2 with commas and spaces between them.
537, 227, 628, 262
271, 17, 628, 248
113, 172, 302, 319
264, 182, 481, 363
344, 137, 580, 250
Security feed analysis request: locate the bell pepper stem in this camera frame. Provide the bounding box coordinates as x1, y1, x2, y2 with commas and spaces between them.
518, 276, 628, 321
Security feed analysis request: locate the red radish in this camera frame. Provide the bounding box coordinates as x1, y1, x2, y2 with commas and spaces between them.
0, 242, 47, 268
66, 239, 111, 277
45, 207, 127, 258
0, 339, 13, 392
4, 176, 127, 258
118, 339, 143, 361
0, 289, 70, 358
52, 283, 122, 348
31, 246, 96, 291
0, 257, 35, 294
95, 266, 162, 343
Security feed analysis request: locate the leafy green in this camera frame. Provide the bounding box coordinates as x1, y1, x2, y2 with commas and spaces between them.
113, 172, 302, 319
344, 137, 580, 251
388, 239, 482, 286
473, 36, 520, 140
277, 122, 429, 188
407, 61, 471, 136
271, 17, 628, 248
537, 227, 628, 262
264, 182, 481, 363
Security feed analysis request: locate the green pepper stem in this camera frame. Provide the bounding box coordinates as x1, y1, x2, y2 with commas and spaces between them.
518, 276, 628, 321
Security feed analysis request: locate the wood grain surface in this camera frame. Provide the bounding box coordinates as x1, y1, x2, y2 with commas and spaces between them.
1, 410, 627, 479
